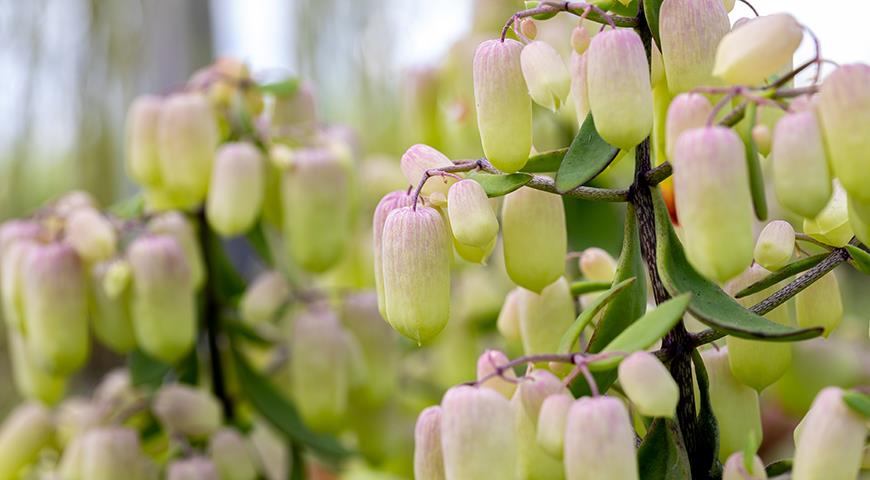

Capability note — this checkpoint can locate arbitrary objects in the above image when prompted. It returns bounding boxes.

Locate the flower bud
[372,190,416,318]
[792,387,867,480]
[586,29,653,149]
[476,349,517,399]
[281,146,354,273]
[88,261,136,354]
[619,351,679,418]
[722,452,767,480]
[54,190,97,218]
[659,0,730,93]
[55,398,101,447]
[752,124,772,157]
[714,14,803,85]
[0,403,54,477]
[290,304,350,432]
[795,270,843,337]
[81,427,147,480]
[571,26,590,55]
[701,348,762,461]
[771,110,832,219]
[400,144,457,198]
[340,292,400,405]
[802,181,853,247]
[521,40,571,112]
[22,242,89,374]
[269,82,318,144]
[578,247,616,282]
[565,396,638,480]
[665,93,713,160]
[94,369,140,417]
[206,142,265,237]
[168,457,220,480]
[157,92,219,208]
[502,187,566,292]
[441,385,517,479]
[64,207,117,263]
[128,235,196,363]
[724,264,792,391]
[447,179,498,249]
[569,52,589,124]
[753,221,795,271]
[497,288,523,342]
[817,64,870,203]
[125,95,163,187]
[848,195,870,246]
[673,127,754,282]
[249,421,288,480]
[208,428,259,480]
[153,384,222,437]
[8,330,66,405]
[381,206,451,344]
[148,211,205,289]
[519,18,537,40]
[474,39,533,172]
[239,271,289,325]
[536,393,572,459]
[1,235,40,331]
[517,277,575,355]
[0,220,44,254]
[414,406,445,480]
[512,370,568,480]
[452,233,496,265]
[721,0,736,11]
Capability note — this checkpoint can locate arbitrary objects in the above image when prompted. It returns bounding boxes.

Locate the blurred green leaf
[129,349,171,389]
[845,245,870,275]
[202,223,247,302]
[245,221,274,267]
[610,0,639,16]
[558,277,636,354]
[638,418,691,480]
[692,350,721,479]
[742,103,768,220]
[652,188,822,341]
[555,114,619,192]
[842,390,870,418]
[522,148,566,173]
[524,1,559,20]
[643,0,665,47]
[467,172,532,197]
[224,319,273,347]
[258,78,300,97]
[108,194,145,220]
[569,280,612,295]
[735,253,827,298]
[765,459,793,476]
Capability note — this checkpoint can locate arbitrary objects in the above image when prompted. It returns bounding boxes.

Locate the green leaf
[610,0,639,16]
[742,102,768,220]
[231,347,351,462]
[129,349,171,389]
[555,114,619,192]
[842,390,870,418]
[108,193,145,220]
[587,203,649,352]
[224,319,274,347]
[643,0,665,47]
[692,350,721,479]
[245,221,274,267]
[734,253,827,298]
[845,245,870,275]
[558,277,637,354]
[466,172,532,197]
[590,293,692,371]
[651,188,822,341]
[765,459,793,476]
[524,1,558,20]
[202,224,247,302]
[638,419,692,480]
[521,148,566,173]
[569,280,612,295]
[258,78,300,97]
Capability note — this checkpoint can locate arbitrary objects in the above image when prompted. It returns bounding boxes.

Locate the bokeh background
[1,0,869,469]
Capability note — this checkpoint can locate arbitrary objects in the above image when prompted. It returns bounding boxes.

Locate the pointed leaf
[692,350,720,479]
[570,280,612,296]
[245,221,274,267]
[735,253,827,298]
[643,0,665,48]
[558,277,636,354]
[466,172,532,197]
[765,459,793,476]
[651,188,822,341]
[522,148,566,173]
[845,245,870,275]
[129,349,171,390]
[742,102,768,220]
[842,390,870,418]
[638,419,691,480]
[555,114,620,192]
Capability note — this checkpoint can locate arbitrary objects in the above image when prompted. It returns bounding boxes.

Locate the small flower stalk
[564,396,639,480]
[501,187,566,293]
[521,40,571,112]
[658,0,730,93]
[206,142,265,237]
[771,110,832,219]
[714,14,803,85]
[618,351,679,418]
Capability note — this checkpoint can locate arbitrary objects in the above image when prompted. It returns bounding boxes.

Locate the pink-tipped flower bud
[517,277,575,355]
[413,406,445,480]
[125,95,163,187]
[290,305,350,432]
[147,211,205,289]
[400,144,457,198]
[665,93,713,160]
[795,270,843,337]
[714,14,803,85]
[156,92,219,208]
[7,330,66,405]
[441,385,517,479]
[89,260,136,354]
[54,190,97,219]
[817,64,870,203]
[22,242,89,374]
[1,224,43,331]
[564,396,638,480]
[521,40,571,112]
[0,403,54,478]
[722,452,767,480]
[281,146,354,273]
[659,0,730,93]
[771,110,832,218]
[372,190,416,318]
[586,29,653,149]
[724,264,792,391]
[512,370,568,479]
[792,387,867,480]
[536,393,572,459]
[802,181,853,247]
[578,247,617,282]
[208,428,259,480]
[65,207,117,263]
[673,127,754,282]
[269,82,318,144]
[502,187,566,292]
[571,26,590,55]
[206,142,265,237]
[168,457,220,480]
[81,427,147,480]
[447,179,498,249]
[619,351,679,418]
[381,206,451,344]
[239,271,290,325]
[476,349,517,399]
[753,221,795,271]
[128,235,196,363]
[153,384,223,438]
[474,39,533,172]
[569,52,589,124]
[497,288,523,342]
[701,348,762,461]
